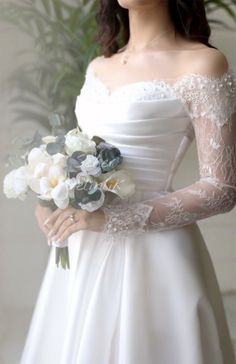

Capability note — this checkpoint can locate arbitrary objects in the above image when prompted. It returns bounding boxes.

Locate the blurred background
[0,1,236,363]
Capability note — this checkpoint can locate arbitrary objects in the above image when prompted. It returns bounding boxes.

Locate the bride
[21,0,236,363]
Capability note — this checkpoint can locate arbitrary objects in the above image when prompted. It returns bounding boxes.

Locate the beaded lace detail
[81,65,236,111]
[102,203,154,239]
[80,66,177,102]
[97,67,236,238]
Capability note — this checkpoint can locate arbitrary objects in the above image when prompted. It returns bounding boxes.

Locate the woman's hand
[35,203,54,241]
[45,207,106,245]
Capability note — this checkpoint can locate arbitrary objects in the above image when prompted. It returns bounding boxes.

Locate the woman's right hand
[35,203,54,243]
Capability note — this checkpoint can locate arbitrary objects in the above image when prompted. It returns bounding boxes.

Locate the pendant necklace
[120,27,175,65]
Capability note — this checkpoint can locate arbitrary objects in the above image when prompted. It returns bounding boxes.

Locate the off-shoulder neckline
[85,65,235,97]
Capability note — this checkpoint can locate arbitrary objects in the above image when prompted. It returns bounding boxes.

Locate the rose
[97,142,123,172]
[3,166,29,200]
[65,129,96,156]
[80,155,102,176]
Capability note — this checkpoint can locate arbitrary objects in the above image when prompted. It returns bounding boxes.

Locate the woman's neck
[127,3,175,50]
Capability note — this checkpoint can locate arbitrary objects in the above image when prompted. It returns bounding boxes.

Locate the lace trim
[79,66,236,127]
[146,180,236,232]
[173,70,236,127]
[102,203,153,240]
[80,70,177,102]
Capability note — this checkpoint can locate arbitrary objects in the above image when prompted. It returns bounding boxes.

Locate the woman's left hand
[44,207,106,245]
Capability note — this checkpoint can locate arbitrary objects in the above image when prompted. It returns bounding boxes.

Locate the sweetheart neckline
[85,65,235,98]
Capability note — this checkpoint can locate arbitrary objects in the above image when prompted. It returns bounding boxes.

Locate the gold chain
[120,27,175,65]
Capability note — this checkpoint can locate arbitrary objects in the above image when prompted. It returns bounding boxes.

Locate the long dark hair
[95,0,215,57]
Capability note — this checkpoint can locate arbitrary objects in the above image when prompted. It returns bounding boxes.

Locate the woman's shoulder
[86,46,230,81]
[183,46,229,78]
[86,55,106,74]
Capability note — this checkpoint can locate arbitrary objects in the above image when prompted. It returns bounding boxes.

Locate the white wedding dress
[20,60,236,364]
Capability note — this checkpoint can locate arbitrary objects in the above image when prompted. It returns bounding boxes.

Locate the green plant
[205,0,236,25]
[0,0,100,133]
[0,0,235,132]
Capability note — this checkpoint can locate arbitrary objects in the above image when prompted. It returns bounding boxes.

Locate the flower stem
[55,247,70,269]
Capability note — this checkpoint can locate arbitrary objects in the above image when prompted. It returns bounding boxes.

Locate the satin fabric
[20,81,235,364]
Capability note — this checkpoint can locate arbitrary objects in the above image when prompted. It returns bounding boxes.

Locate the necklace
[120,27,175,65]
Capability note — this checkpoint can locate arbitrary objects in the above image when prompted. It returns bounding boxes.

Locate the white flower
[65,132,96,156]
[3,166,29,200]
[27,147,51,170]
[101,170,135,199]
[27,148,69,207]
[41,135,57,144]
[38,175,78,209]
[80,155,101,176]
[51,181,70,209]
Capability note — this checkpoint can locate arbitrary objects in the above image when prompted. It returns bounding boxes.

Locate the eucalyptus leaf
[46,141,65,155]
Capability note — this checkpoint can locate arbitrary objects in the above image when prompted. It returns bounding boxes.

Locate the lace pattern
[81,65,236,121]
[173,70,236,127]
[100,68,236,238]
[80,66,177,103]
[102,203,153,241]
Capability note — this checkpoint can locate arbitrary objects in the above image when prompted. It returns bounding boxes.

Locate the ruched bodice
[20,61,236,364]
[75,69,195,194]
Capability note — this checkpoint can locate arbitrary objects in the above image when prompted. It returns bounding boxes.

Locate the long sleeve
[102,67,236,238]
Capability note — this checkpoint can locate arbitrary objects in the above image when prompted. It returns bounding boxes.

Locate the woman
[21,1,236,363]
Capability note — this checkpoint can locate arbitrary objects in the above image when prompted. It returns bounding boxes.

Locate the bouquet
[3,127,135,269]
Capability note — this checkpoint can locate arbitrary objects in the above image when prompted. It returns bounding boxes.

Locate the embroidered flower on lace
[173,70,236,127]
[102,203,153,239]
[149,196,206,228]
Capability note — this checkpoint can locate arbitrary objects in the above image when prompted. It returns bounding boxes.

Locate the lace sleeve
[102,68,236,238]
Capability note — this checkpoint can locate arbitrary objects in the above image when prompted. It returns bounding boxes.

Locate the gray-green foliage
[0,0,99,132]
[0,0,235,132]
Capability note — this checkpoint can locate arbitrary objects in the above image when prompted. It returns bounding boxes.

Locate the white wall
[0,25,49,311]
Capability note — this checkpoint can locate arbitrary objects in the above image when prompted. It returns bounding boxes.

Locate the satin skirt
[19,220,235,364]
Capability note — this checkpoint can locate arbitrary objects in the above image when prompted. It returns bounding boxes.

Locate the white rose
[3,166,29,200]
[65,133,96,156]
[80,155,101,176]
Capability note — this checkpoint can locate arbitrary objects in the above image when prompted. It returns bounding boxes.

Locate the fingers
[50,216,78,243]
[49,210,89,245]
[57,222,81,243]
[47,208,77,239]
[35,210,50,236]
[43,207,67,228]
[43,208,61,228]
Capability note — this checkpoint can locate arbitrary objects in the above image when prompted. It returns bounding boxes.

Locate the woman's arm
[102,54,236,237]
[44,52,236,246]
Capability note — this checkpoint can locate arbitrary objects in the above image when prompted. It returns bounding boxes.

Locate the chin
[117,0,162,10]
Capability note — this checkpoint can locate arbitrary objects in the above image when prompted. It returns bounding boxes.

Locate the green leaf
[41,0,51,15]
